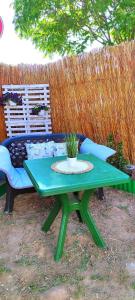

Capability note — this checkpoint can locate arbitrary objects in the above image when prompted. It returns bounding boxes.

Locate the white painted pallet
[2,84,52,137]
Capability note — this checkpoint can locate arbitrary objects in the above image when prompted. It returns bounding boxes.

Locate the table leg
[42,199,61,232]
[73,192,83,222]
[42,191,106,261]
[54,194,70,261]
[80,190,106,248]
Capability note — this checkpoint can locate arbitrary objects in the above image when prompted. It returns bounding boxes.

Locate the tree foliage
[13,0,135,55]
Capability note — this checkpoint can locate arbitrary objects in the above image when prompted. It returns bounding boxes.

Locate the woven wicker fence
[0,41,135,162]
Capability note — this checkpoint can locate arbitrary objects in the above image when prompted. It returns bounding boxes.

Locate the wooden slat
[2,84,49,88]
[22,95,49,99]
[3,90,50,95]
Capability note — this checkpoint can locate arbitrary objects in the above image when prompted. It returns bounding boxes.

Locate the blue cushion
[0,146,33,189]
[15,168,33,189]
[80,138,116,161]
[80,138,94,154]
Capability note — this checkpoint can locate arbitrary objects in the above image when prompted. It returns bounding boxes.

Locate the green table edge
[24,156,130,197]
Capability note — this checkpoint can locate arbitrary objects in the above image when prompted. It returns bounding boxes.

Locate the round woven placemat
[51,159,94,174]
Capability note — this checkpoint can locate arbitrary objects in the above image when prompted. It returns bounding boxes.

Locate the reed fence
[0,41,135,162]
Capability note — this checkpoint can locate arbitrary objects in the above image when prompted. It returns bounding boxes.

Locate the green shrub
[107,133,128,171]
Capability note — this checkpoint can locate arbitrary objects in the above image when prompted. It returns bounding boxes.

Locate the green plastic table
[24,154,130,261]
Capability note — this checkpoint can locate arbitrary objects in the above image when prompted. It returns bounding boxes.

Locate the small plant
[66,133,78,158]
[0,92,22,106]
[31,105,49,115]
[0,263,11,274]
[107,133,128,171]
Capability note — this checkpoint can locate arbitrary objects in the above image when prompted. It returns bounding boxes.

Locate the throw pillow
[53,142,67,157]
[80,138,116,161]
[44,141,54,157]
[25,141,54,159]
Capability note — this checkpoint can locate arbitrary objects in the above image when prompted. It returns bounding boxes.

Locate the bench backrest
[2,133,86,167]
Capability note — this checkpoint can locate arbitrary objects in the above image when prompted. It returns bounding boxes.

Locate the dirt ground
[0,188,135,300]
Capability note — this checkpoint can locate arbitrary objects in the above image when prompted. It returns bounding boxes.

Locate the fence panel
[0,41,134,162]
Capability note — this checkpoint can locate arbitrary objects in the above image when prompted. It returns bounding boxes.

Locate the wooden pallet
[2,84,52,137]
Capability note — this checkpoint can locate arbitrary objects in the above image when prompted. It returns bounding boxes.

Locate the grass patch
[28,282,48,293]
[0,261,11,274]
[73,284,85,299]
[4,220,16,225]
[131,282,135,289]
[118,269,129,284]
[91,273,109,281]
[51,273,84,286]
[28,272,84,295]
[15,255,38,267]
[79,251,91,272]
[0,212,4,219]
[25,218,36,224]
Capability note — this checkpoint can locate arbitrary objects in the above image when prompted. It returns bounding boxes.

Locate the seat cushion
[5,166,33,189]
[14,168,33,189]
[0,146,33,189]
[80,138,116,161]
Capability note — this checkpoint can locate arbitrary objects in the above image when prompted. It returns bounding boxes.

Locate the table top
[24,154,130,197]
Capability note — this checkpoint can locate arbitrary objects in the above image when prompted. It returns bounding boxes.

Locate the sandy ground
[0,188,135,300]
